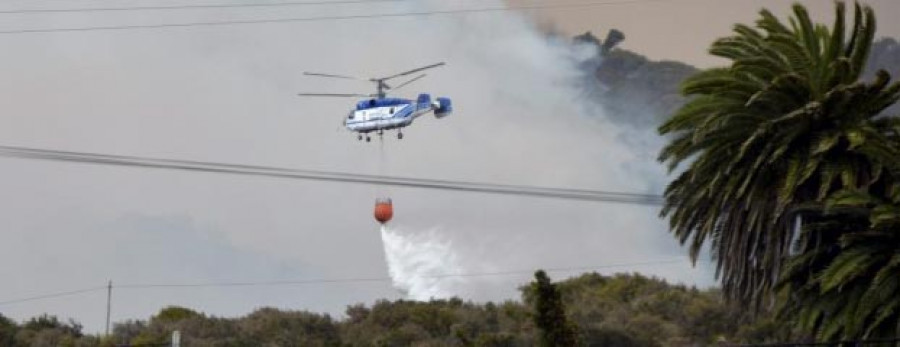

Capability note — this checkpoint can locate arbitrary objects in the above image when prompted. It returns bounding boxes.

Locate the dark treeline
[0,272,795,346]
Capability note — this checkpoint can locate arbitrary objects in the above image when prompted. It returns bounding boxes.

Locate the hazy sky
[515,0,900,67]
[1,0,889,334]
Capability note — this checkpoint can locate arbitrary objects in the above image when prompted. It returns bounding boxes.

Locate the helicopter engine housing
[434,97,453,118]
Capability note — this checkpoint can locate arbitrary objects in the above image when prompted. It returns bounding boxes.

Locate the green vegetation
[0,272,793,346]
[0,314,101,347]
[658,1,899,341]
[529,270,578,346]
[780,187,900,341]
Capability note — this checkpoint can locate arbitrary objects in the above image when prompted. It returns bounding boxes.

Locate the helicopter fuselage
[344,100,421,133]
[344,94,451,134]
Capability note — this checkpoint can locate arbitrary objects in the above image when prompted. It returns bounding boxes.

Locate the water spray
[379,225,465,300]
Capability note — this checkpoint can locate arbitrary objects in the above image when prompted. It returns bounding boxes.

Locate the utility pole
[105,280,112,336]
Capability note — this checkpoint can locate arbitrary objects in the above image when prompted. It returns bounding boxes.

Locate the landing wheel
[397,131,404,140]
[365,135,371,142]
[357,134,363,141]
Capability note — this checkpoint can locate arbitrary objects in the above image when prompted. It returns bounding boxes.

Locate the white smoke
[379,225,465,300]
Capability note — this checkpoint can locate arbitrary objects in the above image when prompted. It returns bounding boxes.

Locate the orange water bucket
[374,198,393,224]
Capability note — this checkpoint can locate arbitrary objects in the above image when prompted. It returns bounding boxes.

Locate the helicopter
[298,62,453,141]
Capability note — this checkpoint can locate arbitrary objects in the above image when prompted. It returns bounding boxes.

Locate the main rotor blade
[391,74,426,91]
[375,62,445,81]
[297,93,372,98]
[303,72,363,80]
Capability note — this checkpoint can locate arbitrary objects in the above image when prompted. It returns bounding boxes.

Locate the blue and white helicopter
[298,62,453,141]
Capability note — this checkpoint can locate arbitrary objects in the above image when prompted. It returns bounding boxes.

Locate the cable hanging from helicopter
[298,62,452,142]
[298,63,453,224]
[374,126,392,224]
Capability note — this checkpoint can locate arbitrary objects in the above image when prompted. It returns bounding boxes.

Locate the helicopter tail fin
[434,97,452,118]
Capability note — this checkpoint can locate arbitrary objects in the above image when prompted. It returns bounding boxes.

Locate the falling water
[379,225,465,300]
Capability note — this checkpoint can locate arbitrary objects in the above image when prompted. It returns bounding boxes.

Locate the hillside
[866,37,900,115]
[579,33,900,127]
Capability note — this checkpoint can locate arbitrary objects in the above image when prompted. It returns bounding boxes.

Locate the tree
[0,313,16,347]
[152,306,202,323]
[15,314,89,346]
[779,179,900,340]
[658,1,900,308]
[530,270,579,346]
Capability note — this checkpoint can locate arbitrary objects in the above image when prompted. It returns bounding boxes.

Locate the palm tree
[779,177,900,340]
[658,1,900,308]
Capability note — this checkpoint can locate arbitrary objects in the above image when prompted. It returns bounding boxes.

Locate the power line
[0,258,687,305]
[0,0,408,15]
[0,286,107,306]
[0,0,674,34]
[0,145,666,205]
